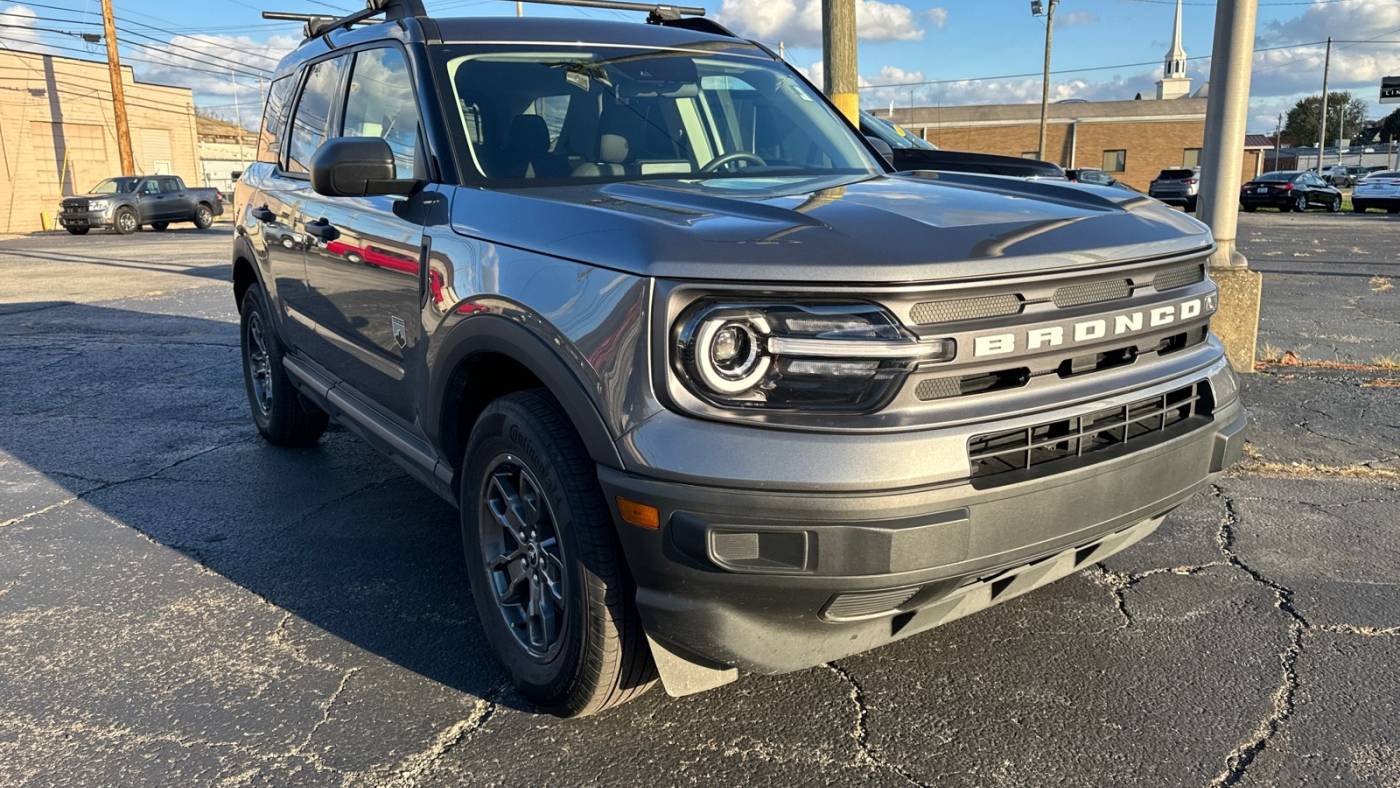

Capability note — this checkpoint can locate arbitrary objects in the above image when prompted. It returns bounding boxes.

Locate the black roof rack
[264,0,736,43]
[263,0,426,40]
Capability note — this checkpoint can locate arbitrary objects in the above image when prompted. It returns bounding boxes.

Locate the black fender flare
[427,313,624,473]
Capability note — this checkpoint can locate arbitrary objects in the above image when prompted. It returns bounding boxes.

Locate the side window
[159,178,181,193]
[287,56,349,175]
[139,180,160,195]
[342,47,419,179]
[257,76,294,165]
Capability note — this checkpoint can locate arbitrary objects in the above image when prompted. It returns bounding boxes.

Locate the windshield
[860,112,937,150]
[89,177,141,194]
[436,45,880,185]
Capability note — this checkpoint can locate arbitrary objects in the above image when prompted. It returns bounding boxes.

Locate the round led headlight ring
[693,316,771,394]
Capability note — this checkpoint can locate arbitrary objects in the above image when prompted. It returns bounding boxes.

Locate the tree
[1281,91,1369,146]
[1379,108,1400,143]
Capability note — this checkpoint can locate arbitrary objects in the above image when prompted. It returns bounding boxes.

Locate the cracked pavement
[1,216,1397,787]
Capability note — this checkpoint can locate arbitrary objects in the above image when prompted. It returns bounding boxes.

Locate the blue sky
[1,0,1398,134]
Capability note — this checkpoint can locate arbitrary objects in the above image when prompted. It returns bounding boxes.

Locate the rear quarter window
[257,76,294,165]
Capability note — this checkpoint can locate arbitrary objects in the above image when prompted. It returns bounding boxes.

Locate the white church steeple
[1156,0,1192,99]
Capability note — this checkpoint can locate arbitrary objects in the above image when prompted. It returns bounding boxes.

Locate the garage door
[138,128,173,175]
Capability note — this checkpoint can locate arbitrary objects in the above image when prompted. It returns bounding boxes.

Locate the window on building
[286,55,349,174]
[1183,147,1202,168]
[1102,149,1127,172]
[342,47,421,180]
[257,76,294,165]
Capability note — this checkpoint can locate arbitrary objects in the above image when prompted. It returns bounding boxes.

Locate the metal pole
[1037,0,1057,161]
[516,2,523,15]
[822,0,859,123]
[1274,113,1281,170]
[100,0,134,176]
[1315,36,1330,174]
[1197,0,1258,269]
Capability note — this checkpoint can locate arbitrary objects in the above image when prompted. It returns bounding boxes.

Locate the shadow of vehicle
[0,301,520,710]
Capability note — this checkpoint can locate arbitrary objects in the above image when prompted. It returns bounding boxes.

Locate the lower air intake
[824,586,921,621]
[967,380,1213,482]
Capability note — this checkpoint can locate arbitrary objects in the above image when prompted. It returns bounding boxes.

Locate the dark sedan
[1240,171,1342,213]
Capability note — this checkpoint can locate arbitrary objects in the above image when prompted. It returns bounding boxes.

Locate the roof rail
[513,0,706,20]
[263,0,426,40]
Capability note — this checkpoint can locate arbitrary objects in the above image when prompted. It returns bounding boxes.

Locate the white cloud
[926,7,949,30]
[716,0,925,48]
[0,4,60,54]
[127,33,298,127]
[1059,11,1099,27]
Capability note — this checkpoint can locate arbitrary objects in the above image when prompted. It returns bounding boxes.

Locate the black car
[1240,171,1343,213]
[859,112,1065,180]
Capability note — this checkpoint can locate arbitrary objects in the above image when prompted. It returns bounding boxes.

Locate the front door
[298,45,426,424]
[137,179,167,221]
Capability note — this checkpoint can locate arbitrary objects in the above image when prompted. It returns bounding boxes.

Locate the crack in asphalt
[0,438,250,530]
[382,683,507,788]
[823,662,932,788]
[1207,485,1308,788]
[1089,563,1229,629]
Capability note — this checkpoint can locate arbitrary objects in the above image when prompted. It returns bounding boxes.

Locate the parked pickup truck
[59,175,223,235]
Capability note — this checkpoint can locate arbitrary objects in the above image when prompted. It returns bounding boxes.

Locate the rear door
[159,177,194,219]
[297,44,426,423]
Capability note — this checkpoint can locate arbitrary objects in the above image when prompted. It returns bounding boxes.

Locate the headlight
[89,199,111,210]
[672,301,955,412]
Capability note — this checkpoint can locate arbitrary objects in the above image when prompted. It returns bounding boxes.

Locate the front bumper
[603,362,1245,675]
[57,208,114,229]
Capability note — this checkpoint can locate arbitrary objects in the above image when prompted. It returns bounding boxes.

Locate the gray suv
[234,0,1246,717]
[1148,167,1201,211]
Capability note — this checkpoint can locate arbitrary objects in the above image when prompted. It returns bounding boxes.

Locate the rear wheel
[1243,204,1257,213]
[151,221,169,231]
[113,207,138,234]
[194,204,214,229]
[1353,201,1368,214]
[239,284,328,446]
[1185,197,1198,213]
[461,390,655,717]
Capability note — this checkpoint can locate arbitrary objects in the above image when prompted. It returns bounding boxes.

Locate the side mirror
[310,137,417,198]
[865,136,895,167]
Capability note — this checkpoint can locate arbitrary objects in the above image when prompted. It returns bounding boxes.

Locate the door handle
[304,218,340,242]
[252,206,276,223]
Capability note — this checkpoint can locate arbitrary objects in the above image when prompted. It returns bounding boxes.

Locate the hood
[63,193,123,203]
[449,172,1212,283]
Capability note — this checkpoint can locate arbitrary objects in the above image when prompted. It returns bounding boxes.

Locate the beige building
[197,115,257,194]
[0,48,202,234]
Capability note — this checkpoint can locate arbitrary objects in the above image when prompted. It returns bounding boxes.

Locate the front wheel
[1293,194,1308,213]
[113,207,138,235]
[193,204,214,229]
[461,390,655,717]
[65,226,89,235]
[239,285,328,446]
[1328,197,1342,213]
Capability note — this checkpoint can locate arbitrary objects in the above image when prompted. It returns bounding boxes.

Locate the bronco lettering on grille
[972,295,1214,358]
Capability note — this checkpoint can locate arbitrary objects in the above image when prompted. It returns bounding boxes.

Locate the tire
[1185,198,1197,213]
[1328,197,1341,213]
[1243,204,1257,213]
[65,226,89,235]
[460,390,655,717]
[151,221,169,232]
[239,284,328,446]
[1389,207,1400,215]
[1293,194,1308,213]
[1353,202,1368,214]
[194,203,214,229]
[113,206,138,235]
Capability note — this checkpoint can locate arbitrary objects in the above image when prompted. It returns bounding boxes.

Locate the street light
[1032,0,1059,162]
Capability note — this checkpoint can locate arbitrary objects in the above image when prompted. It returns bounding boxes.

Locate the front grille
[910,293,1022,325]
[1153,264,1206,292]
[1052,278,1131,308]
[64,201,88,213]
[968,381,1213,481]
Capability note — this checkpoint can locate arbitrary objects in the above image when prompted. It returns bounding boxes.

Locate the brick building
[888,98,1209,191]
[0,49,203,234]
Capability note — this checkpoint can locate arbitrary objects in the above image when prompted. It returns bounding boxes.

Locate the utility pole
[516,2,523,14]
[1274,112,1282,170]
[1314,36,1331,174]
[1195,0,1261,373]
[100,0,134,176]
[1032,0,1058,161]
[822,0,859,124]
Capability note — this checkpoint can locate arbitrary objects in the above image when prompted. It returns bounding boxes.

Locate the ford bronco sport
[234,0,1247,717]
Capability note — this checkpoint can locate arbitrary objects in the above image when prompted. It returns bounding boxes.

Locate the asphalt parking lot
[1,213,1397,787]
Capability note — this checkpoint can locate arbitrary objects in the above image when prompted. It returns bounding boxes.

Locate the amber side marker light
[617,497,660,530]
